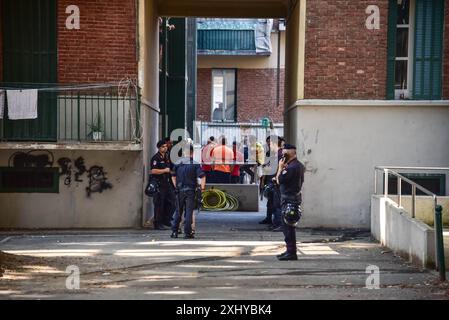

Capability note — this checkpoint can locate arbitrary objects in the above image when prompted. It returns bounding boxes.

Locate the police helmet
[263,182,275,199]
[282,203,302,227]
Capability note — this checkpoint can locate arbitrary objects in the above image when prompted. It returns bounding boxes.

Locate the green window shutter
[386,0,398,100]
[1,0,57,141]
[413,0,444,100]
[198,30,256,52]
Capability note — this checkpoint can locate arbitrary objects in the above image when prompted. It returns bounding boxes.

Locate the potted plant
[88,113,103,141]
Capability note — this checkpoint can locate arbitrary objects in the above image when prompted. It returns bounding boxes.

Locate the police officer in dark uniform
[151,140,176,230]
[275,144,305,261]
[260,136,284,230]
[170,144,206,239]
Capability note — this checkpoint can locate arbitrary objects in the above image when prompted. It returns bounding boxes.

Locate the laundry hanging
[0,90,5,119]
[6,89,38,120]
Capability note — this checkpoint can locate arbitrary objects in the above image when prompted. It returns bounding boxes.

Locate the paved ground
[0,210,448,300]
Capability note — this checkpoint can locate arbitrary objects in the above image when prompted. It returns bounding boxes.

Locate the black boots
[276,251,298,261]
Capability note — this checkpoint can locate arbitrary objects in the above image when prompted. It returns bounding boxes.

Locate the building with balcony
[0,0,447,231]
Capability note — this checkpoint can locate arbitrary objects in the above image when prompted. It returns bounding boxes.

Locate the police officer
[275,144,305,261]
[151,140,176,230]
[260,136,283,230]
[170,144,206,239]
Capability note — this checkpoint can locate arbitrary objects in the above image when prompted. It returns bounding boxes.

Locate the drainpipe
[276,20,281,108]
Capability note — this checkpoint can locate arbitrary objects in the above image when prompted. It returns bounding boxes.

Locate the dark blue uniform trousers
[267,187,282,227]
[281,202,297,254]
[171,190,195,235]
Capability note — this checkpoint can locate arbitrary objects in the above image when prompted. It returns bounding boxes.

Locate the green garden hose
[201,188,239,211]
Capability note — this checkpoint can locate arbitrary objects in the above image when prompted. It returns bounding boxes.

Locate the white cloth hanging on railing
[6,89,38,120]
[0,90,5,119]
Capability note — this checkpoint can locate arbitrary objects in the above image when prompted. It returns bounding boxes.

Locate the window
[0,167,59,193]
[387,173,446,196]
[211,69,236,122]
[394,0,414,99]
[387,0,444,100]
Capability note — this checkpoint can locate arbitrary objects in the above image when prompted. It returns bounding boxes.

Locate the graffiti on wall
[9,150,54,168]
[86,166,113,197]
[55,156,113,197]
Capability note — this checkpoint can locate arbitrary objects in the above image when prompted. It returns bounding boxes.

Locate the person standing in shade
[260,136,283,231]
[170,144,206,239]
[275,144,305,261]
[150,140,176,230]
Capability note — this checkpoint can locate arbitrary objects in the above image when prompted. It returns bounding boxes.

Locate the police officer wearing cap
[170,144,206,239]
[150,140,176,230]
[275,143,305,261]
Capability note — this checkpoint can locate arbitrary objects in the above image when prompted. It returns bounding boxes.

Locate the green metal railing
[0,83,141,143]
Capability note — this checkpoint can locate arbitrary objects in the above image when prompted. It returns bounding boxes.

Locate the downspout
[276,20,281,108]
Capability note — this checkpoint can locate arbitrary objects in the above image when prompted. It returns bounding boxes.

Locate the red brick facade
[304,0,389,99]
[58,0,137,83]
[197,68,285,123]
[0,0,137,84]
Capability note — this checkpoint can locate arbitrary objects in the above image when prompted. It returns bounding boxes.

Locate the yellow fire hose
[201,188,239,211]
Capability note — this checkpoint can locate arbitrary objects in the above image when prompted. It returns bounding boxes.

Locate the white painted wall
[0,150,143,228]
[287,101,449,228]
[371,195,436,268]
[387,196,449,226]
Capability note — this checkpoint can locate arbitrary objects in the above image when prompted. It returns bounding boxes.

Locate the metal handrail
[374,166,447,281]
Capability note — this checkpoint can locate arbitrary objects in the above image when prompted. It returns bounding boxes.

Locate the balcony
[0,83,142,151]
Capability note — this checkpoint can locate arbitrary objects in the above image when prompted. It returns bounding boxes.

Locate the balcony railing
[193,120,284,146]
[0,82,141,144]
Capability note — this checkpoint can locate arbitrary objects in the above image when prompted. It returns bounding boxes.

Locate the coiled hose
[201,188,239,211]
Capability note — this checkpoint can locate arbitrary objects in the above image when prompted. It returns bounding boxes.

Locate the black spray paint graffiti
[56,157,113,196]
[57,157,73,186]
[74,157,87,182]
[9,150,54,168]
[86,166,113,197]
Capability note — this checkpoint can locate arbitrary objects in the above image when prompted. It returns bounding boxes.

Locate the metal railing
[374,166,447,281]
[0,82,141,143]
[193,120,284,146]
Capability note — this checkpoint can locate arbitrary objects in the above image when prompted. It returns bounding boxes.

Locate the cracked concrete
[0,210,448,300]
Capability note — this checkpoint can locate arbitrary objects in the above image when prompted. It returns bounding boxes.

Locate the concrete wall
[0,150,143,229]
[287,101,449,229]
[387,196,449,226]
[371,195,436,268]
[138,0,160,224]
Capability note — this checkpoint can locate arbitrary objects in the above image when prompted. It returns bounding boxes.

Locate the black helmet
[282,203,302,227]
[263,182,275,199]
[145,178,159,197]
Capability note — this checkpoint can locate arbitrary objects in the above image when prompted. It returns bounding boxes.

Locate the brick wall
[197,69,212,121]
[197,68,285,123]
[304,0,389,99]
[58,0,137,83]
[443,2,449,99]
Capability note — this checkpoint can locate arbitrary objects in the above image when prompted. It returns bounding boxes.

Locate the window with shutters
[387,0,444,100]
